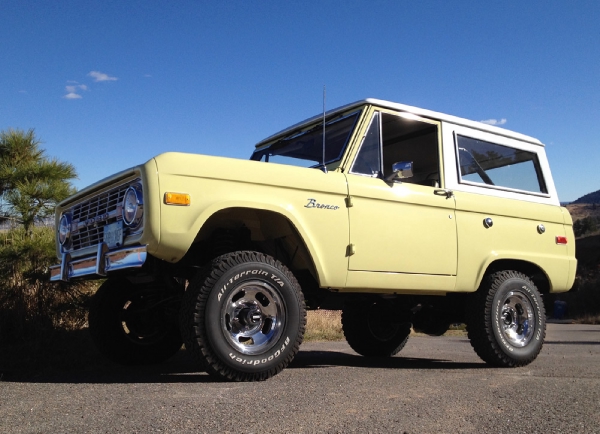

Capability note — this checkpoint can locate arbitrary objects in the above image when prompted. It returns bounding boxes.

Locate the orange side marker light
[164,192,191,206]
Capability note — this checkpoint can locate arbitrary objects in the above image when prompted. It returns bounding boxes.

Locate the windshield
[251,112,360,168]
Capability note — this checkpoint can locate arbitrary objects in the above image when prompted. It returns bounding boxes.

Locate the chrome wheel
[466,270,546,367]
[180,251,305,381]
[500,290,535,347]
[221,280,285,355]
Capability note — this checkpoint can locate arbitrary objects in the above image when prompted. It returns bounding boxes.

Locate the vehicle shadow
[544,340,600,346]
[0,350,208,385]
[1,346,487,385]
[290,349,485,371]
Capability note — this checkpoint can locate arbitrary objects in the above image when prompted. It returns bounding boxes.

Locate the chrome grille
[67,180,138,251]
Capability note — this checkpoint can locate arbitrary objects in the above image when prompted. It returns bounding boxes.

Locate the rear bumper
[50,244,147,282]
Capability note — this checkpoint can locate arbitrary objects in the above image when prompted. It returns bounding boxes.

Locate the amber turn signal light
[164,192,191,206]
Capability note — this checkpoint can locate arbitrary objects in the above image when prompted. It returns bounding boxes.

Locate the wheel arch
[480,259,551,294]
[182,206,322,286]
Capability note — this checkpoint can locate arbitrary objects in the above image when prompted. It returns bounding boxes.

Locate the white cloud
[64,92,82,99]
[480,118,507,126]
[63,83,88,99]
[62,71,116,100]
[65,84,88,93]
[88,71,118,82]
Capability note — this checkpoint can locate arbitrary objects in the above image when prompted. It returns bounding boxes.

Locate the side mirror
[386,161,413,182]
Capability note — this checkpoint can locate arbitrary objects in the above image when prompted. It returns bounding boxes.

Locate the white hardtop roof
[255,98,543,148]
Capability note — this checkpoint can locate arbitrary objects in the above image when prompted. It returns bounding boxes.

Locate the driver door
[345,110,457,291]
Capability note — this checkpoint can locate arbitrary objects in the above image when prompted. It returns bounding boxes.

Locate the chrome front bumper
[50,244,147,282]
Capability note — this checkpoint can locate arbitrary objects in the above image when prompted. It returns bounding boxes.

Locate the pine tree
[0,128,77,235]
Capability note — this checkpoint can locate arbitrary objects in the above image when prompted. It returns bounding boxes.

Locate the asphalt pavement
[0,323,598,433]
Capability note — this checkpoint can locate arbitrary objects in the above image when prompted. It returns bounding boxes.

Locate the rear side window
[456,135,547,194]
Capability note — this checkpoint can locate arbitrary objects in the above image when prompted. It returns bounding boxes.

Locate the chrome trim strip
[50,245,147,282]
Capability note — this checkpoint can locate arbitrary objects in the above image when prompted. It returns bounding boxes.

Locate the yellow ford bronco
[51,99,576,381]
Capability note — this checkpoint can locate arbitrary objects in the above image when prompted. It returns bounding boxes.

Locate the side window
[380,112,440,187]
[351,112,382,177]
[351,111,441,186]
[456,135,548,194]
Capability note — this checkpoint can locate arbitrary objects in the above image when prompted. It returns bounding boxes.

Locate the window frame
[349,111,383,177]
[250,110,361,170]
[453,131,551,198]
[349,109,443,185]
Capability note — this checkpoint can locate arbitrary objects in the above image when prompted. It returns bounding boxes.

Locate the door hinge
[346,244,356,256]
[345,196,353,207]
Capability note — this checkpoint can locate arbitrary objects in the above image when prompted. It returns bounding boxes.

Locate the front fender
[150,154,350,288]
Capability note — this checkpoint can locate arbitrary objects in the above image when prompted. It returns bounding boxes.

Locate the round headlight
[58,213,72,246]
[122,185,143,226]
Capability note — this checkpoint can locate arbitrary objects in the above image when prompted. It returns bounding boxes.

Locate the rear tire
[342,300,411,357]
[466,270,546,367]
[180,251,306,381]
[88,278,183,365]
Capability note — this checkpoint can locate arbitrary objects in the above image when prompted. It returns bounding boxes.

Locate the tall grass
[0,227,97,376]
[0,227,95,344]
[305,310,344,341]
[304,311,468,341]
[574,314,600,325]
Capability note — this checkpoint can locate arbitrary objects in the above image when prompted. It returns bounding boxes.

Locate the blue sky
[2,1,599,202]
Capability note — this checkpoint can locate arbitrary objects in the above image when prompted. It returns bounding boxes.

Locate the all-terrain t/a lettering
[217,269,270,301]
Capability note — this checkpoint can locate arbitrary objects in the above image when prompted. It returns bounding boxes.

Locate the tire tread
[466,270,546,367]
[180,251,306,381]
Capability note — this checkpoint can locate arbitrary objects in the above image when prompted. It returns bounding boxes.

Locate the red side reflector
[556,236,568,245]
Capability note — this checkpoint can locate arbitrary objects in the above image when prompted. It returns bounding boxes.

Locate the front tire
[88,278,183,365]
[342,300,411,357]
[180,251,306,381]
[467,270,546,367]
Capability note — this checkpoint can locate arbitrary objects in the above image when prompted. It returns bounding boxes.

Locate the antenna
[321,85,327,173]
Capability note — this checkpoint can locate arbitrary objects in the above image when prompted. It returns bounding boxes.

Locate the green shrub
[558,273,600,319]
[573,216,600,237]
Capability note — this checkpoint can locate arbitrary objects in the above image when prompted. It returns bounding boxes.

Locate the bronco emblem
[305,198,339,210]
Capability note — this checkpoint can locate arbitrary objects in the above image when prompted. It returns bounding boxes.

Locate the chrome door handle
[434,189,454,199]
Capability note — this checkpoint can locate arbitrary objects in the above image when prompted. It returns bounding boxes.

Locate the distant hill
[567,189,600,224]
[566,203,600,223]
[572,189,600,204]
